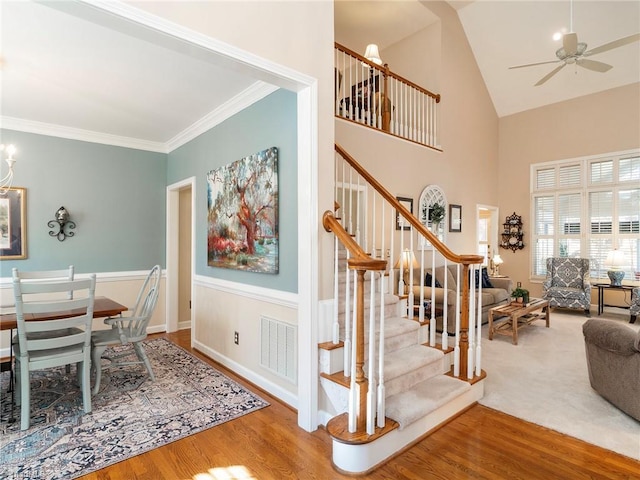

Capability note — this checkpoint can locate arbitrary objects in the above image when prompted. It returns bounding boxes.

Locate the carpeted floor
[479,308,640,460]
[0,337,269,480]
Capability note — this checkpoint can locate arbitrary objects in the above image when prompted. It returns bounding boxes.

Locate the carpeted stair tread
[383,344,443,380]
[378,316,419,337]
[385,375,471,429]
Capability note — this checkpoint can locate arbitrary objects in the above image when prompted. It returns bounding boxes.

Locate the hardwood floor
[80,330,639,480]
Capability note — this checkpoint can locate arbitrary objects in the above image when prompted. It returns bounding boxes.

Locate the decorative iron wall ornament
[48,206,76,241]
[500,212,524,252]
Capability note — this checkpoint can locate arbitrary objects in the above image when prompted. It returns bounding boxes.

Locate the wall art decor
[0,187,27,259]
[449,204,462,232]
[396,196,413,230]
[207,147,279,274]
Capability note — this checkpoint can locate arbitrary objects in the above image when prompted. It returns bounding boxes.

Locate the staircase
[319,144,486,474]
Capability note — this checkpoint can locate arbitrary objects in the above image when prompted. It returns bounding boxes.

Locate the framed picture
[449,204,462,232]
[396,196,413,230]
[0,187,27,259]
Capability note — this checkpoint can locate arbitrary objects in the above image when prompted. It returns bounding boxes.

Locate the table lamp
[492,254,504,276]
[394,249,418,294]
[605,249,626,286]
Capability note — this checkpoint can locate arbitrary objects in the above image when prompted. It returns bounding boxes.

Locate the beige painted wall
[497,83,640,299]
[336,1,500,258]
[380,21,441,94]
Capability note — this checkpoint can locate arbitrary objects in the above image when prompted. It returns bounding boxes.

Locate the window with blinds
[531,150,640,281]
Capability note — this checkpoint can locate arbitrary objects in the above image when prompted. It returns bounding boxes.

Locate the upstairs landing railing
[334,43,441,151]
[323,143,483,437]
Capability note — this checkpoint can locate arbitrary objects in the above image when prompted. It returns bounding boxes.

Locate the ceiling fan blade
[509,60,561,70]
[577,58,613,73]
[563,32,578,55]
[585,33,640,56]
[534,64,566,86]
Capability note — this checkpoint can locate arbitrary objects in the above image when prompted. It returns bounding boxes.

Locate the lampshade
[605,250,626,268]
[605,249,626,286]
[492,255,504,266]
[394,249,418,270]
[363,44,382,65]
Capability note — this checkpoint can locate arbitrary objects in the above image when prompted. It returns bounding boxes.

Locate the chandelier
[0,143,17,195]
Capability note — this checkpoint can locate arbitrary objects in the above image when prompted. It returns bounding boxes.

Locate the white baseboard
[192,338,298,409]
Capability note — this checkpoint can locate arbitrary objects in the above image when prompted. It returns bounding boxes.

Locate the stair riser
[319,327,420,375]
[383,360,444,398]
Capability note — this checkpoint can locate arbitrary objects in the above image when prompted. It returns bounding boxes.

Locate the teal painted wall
[0,130,167,275]
[168,89,298,293]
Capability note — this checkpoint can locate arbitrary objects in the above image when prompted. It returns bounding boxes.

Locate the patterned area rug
[0,338,269,480]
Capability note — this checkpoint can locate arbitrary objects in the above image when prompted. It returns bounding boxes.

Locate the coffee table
[488,298,549,345]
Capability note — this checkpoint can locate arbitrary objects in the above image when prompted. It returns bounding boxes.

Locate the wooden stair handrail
[335,143,483,267]
[323,211,387,271]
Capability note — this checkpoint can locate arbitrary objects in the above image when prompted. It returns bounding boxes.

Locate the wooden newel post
[355,268,368,431]
[459,264,470,379]
[381,64,391,132]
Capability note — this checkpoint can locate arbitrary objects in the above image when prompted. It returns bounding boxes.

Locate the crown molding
[1,81,278,154]
[165,81,279,153]
[0,116,168,153]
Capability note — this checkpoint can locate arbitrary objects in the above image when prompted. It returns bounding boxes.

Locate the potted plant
[511,286,530,304]
[428,203,445,226]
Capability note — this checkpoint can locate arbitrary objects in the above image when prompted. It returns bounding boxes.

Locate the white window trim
[530,149,640,282]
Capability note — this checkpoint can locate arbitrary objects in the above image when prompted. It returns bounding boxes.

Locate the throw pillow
[470,267,494,289]
[481,267,494,288]
[424,272,442,288]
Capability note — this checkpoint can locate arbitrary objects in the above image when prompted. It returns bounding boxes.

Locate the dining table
[0,296,128,331]
[0,296,128,419]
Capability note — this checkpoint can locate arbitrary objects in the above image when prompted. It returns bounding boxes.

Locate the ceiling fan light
[576,42,587,55]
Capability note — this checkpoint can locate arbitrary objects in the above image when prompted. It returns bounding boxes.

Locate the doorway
[477,204,499,269]
[167,177,196,334]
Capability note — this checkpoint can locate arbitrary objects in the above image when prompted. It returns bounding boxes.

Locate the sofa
[583,319,640,421]
[408,265,513,335]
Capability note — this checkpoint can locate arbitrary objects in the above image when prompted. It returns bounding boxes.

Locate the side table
[592,283,637,317]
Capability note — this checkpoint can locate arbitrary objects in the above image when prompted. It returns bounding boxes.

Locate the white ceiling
[336,0,640,117]
[1,1,639,152]
[0,1,265,152]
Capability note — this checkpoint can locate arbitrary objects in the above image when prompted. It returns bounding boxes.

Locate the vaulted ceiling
[336,0,640,117]
[1,1,639,151]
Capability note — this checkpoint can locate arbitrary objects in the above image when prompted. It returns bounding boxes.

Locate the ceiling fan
[509,1,640,86]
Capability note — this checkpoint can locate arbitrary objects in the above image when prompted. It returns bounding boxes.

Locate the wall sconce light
[48,206,76,241]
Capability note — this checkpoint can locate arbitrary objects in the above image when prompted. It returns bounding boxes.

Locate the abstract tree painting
[207,147,279,273]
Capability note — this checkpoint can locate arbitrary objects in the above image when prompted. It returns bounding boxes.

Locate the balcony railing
[335,43,441,151]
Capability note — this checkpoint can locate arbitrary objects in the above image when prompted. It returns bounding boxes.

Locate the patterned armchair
[631,287,639,324]
[542,257,591,316]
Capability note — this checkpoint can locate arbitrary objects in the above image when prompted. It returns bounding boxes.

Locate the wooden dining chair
[13,274,96,430]
[91,265,160,394]
[12,265,75,297]
[12,266,76,372]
